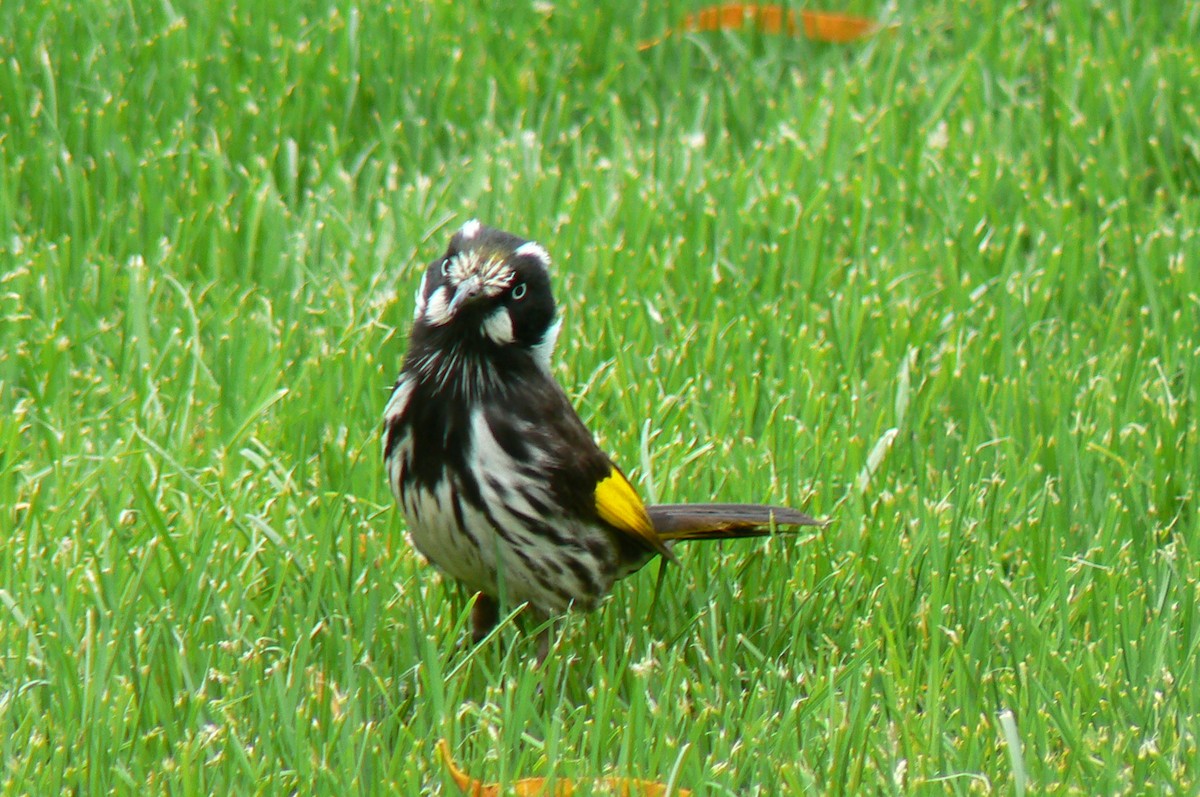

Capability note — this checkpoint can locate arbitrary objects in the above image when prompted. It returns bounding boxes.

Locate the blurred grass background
[1,0,1198,793]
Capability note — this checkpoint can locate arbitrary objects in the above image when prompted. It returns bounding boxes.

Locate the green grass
[2,0,1199,793]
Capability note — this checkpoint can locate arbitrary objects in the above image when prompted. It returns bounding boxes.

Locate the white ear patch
[482,307,515,345]
[413,270,430,320]
[532,316,561,372]
[514,240,551,267]
[459,219,482,239]
[424,286,452,326]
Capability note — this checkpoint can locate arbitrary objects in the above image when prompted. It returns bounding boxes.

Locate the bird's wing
[593,466,676,561]
[516,371,676,561]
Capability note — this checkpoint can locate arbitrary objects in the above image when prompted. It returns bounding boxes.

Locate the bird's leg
[470,592,499,645]
[530,611,556,666]
[535,627,551,665]
[471,593,556,664]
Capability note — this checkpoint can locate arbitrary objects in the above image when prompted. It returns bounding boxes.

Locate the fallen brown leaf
[437,739,693,796]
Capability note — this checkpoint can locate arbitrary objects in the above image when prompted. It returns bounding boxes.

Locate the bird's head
[412,220,561,368]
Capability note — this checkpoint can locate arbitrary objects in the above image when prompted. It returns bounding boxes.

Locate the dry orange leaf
[639,4,876,50]
[438,739,692,797]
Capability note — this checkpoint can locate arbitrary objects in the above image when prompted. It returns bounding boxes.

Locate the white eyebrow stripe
[514,241,551,267]
[459,219,482,239]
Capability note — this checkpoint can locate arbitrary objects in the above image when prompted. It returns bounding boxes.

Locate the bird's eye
[441,259,452,277]
[512,283,527,300]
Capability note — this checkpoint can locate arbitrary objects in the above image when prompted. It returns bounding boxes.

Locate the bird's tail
[647,503,824,542]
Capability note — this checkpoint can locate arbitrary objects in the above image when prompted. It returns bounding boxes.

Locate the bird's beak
[447,276,484,318]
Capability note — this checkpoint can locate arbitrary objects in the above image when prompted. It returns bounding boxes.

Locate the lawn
[2,0,1198,793]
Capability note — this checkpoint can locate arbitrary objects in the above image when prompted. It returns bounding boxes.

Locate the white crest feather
[514,240,551,267]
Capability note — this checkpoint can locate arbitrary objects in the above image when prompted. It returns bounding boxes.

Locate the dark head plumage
[411,221,560,364]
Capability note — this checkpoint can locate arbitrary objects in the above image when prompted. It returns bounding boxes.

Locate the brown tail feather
[647,503,825,541]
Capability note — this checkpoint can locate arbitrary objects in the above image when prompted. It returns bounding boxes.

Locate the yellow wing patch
[594,467,674,560]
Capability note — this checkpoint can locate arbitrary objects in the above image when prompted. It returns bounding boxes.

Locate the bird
[383,220,822,659]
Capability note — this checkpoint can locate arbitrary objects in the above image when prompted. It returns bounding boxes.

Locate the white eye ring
[512,283,527,300]
[441,259,452,276]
